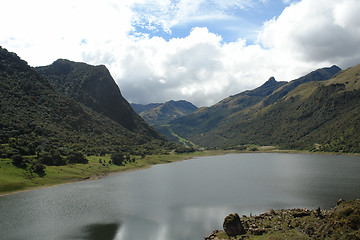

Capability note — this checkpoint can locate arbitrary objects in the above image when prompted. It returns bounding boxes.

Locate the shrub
[111,152,125,166]
[31,162,46,176]
[11,154,27,168]
[40,149,66,166]
[67,152,88,164]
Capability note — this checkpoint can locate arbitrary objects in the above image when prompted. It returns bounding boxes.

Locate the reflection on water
[1,153,360,240]
[82,223,120,240]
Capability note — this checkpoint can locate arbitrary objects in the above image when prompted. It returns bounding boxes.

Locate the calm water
[1,153,360,240]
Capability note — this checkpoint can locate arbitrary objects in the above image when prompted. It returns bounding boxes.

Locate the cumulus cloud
[1,0,360,107]
[258,0,360,68]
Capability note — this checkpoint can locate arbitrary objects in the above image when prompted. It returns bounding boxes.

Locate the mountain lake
[1,153,360,240]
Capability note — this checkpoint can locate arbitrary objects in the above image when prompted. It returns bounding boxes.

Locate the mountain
[131,100,198,125]
[260,65,341,107]
[0,46,165,158]
[166,65,356,151]
[164,76,288,139]
[35,59,160,139]
[131,103,162,114]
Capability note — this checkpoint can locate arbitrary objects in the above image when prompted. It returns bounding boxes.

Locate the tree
[40,149,66,166]
[67,152,88,164]
[111,152,125,166]
[11,154,27,168]
[31,162,46,176]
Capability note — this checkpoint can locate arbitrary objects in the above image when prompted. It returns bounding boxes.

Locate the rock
[337,199,345,205]
[223,213,246,236]
[315,207,322,217]
[250,228,266,235]
[264,209,276,216]
[292,211,311,218]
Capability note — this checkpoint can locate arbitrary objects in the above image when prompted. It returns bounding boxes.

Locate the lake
[1,153,360,240]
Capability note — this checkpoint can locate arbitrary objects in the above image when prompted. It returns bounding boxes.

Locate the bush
[67,152,88,164]
[111,152,125,166]
[175,146,195,153]
[11,154,27,168]
[40,149,66,166]
[31,162,46,176]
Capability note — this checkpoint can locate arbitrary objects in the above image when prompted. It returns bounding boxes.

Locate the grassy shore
[0,150,231,196]
[206,199,360,240]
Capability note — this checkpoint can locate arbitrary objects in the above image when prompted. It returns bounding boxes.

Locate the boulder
[223,213,246,236]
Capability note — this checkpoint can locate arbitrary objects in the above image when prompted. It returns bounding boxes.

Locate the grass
[208,199,360,240]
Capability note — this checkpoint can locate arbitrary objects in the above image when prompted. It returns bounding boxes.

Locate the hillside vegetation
[36,59,161,138]
[165,65,360,153]
[131,100,198,125]
[0,46,178,191]
[206,199,360,240]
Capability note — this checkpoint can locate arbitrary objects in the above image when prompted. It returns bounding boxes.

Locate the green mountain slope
[261,65,341,107]
[193,64,360,152]
[132,100,198,125]
[35,59,161,139]
[166,77,288,139]
[0,47,165,158]
[131,103,162,114]
[165,65,352,151]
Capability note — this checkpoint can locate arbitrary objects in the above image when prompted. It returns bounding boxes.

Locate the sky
[1,0,360,107]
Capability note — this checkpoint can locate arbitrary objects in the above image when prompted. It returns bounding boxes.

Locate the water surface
[1,153,359,240]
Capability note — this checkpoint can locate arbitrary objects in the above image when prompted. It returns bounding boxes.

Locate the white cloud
[258,0,360,68]
[1,0,360,107]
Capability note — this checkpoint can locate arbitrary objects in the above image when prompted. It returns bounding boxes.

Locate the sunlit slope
[199,64,360,152]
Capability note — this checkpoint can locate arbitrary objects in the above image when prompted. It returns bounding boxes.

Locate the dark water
[1,153,360,240]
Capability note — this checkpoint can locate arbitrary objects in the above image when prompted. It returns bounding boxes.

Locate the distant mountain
[164,76,288,138]
[205,63,360,152]
[0,46,165,158]
[131,100,198,125]
[261,65,341,107]
[165,65,358,152]
[131,103,162,115]
[36,59,161,139]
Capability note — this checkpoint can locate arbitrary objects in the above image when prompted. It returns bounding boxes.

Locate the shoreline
[206,199,360,240]
[0,152,202,197]
[1,149,359,197]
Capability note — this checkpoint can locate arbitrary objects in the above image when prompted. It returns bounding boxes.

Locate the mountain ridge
[35,59,161,140]
[184,64,360,152]
[0,46,166,159]
[131,100,198,125]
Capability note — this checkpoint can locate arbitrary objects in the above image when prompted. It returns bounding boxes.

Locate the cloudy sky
[1,0,360,107]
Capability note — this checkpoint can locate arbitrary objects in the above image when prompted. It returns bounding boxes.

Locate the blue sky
[131,0,293,43]
[1,0,359,106]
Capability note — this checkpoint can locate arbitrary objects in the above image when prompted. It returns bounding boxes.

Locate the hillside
[168,77,287,135]
[164,65,360,151]
[131,103,162,114]
[132,100,198,125]
[35,59,161,139]
[184,64,360,152]
[0,46,166,159]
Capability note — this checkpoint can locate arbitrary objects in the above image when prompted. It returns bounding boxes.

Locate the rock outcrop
[223,213,246,236]
[206,199,360,240]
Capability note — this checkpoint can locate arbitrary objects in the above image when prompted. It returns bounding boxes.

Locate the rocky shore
[205,199,360,240]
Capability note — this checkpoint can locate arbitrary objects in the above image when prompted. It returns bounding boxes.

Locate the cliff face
[36,59,163,140]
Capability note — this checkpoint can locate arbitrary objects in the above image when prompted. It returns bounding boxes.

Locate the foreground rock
[205,199,360,239]
[223,213,246,236]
